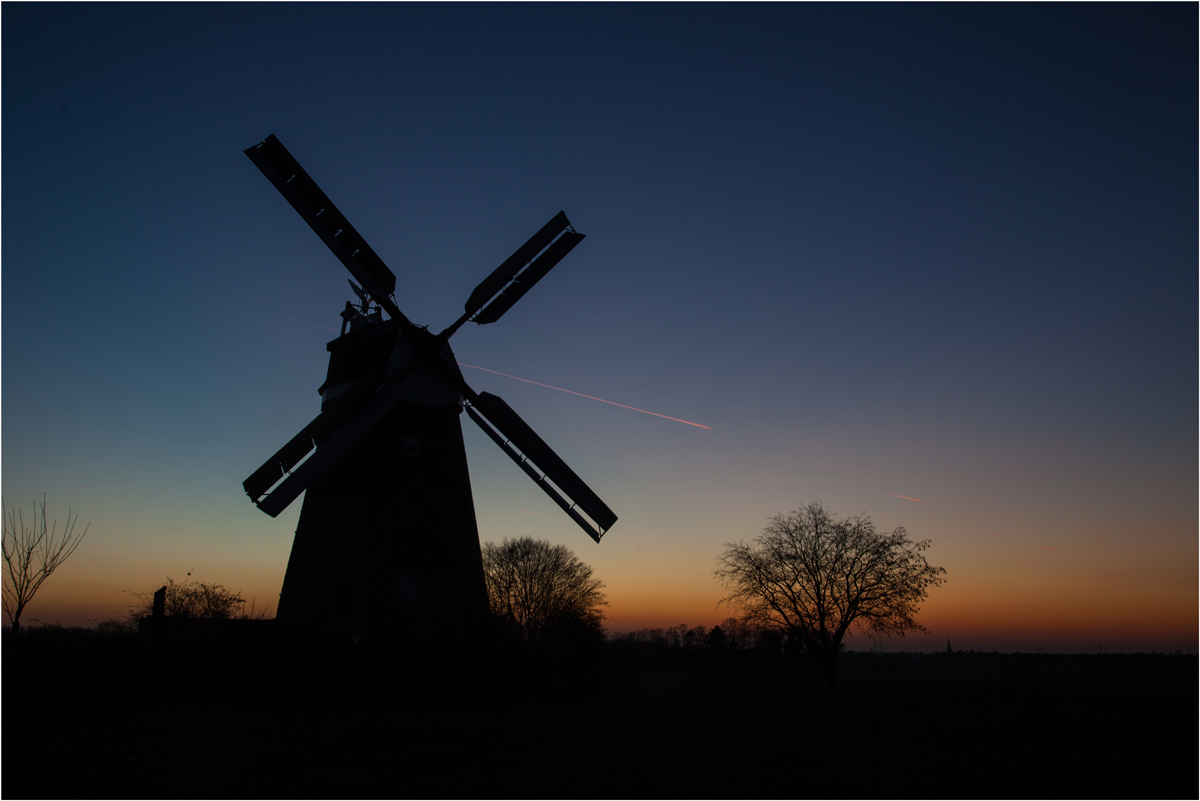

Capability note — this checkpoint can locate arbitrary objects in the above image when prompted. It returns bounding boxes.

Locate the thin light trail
[457,363,713,430]
[285,315,340,332]
[886,493,924,503]
[284,317,712,428]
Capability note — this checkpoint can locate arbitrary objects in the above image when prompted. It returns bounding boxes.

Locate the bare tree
[481,536,607,644]
[2,495,90,637]
[664,623,709,650]
[715,501,946,689]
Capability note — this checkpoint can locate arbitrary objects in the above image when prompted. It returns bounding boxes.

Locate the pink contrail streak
[886,493,924,503]
[285,316,340,332]
[457,363,713,430]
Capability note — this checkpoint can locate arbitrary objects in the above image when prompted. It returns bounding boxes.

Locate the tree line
[612,618,778,651]
[6,496,947,689]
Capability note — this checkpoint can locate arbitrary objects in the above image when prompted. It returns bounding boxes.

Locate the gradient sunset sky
[3,3,1195,653]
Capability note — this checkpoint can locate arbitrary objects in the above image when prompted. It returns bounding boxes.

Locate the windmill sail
[461,211,585,326]
[246,377,417,517]
[472,231,585,325]
[465,391,616,542]
[245,135,405,323]
[243,365,388,514]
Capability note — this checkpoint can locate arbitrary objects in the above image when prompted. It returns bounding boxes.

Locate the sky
[2,3,1195,654]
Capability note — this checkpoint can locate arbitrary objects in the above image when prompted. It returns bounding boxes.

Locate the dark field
[4,628,1194,800]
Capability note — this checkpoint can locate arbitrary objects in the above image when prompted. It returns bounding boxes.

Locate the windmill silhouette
[241,135,616,643]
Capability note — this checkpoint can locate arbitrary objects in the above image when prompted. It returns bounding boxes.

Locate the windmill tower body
[276,318,489,641]
[241,135,616,646]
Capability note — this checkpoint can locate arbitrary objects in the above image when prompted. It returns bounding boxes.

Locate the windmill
[241,135,616,644]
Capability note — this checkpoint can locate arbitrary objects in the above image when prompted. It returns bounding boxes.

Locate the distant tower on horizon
[947,638,953,654]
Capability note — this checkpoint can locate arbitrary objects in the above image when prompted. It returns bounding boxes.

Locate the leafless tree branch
[2,494,90,637]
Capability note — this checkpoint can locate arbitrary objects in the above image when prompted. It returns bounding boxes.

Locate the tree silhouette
[3,495,89,638]
[481,536,606,645]
[715,501,946,689]
[716,616,767,651]
[127,576,249,621]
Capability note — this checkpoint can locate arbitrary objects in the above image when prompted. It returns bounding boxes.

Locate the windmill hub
[319,319,464,411]
[382,325,465,408]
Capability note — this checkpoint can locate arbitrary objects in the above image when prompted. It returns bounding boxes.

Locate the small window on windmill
[403,437,420,457]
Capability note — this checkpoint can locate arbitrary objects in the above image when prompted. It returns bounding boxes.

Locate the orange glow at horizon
[601,589,1198,651]
[23,559,1199,653]
[457,363,713,429]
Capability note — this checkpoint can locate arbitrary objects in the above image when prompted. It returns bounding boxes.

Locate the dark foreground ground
[3,626,1195,800]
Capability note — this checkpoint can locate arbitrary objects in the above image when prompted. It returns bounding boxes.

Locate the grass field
[3,628,1194,799]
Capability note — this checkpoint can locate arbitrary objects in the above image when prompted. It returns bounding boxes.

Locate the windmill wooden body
[241,135,615,643]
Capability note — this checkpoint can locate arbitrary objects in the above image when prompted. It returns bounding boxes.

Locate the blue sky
[3,3,1195,651]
